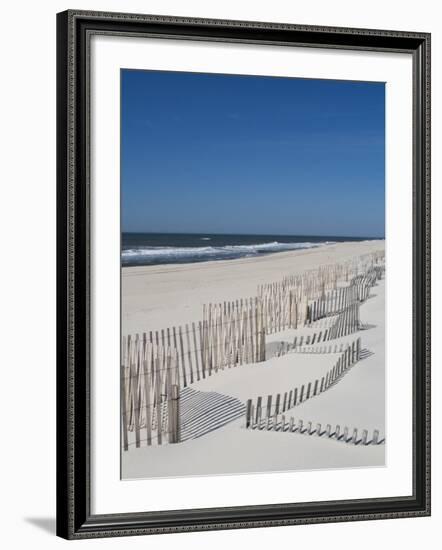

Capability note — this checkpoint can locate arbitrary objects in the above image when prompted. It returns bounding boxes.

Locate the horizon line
[122,230,385,239]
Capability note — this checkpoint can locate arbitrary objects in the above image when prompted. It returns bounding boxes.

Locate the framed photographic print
[56,10,431,539]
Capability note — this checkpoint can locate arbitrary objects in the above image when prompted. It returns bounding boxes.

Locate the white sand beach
[121,240,385,479]
[122,240,384,334]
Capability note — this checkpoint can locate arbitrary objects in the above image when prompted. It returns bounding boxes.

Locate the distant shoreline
[122,232,384,268]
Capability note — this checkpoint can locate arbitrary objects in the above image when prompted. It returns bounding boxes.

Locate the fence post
[168,384,180,444]
[142,344,152,447]
[131,336,141,448]
[198,321,206,378]
[275,393,281,415]
[313,379,319,396]
[255,396,262,426]
[154,351,162,445]
[282,392,287,412]
[266,395,272,418]
[361,429,368,445]
[352,428,358,445]
[177,326,187,387]
[245,399,252,428]
[373,429,379,444]
[192,322,201,381]
[121,362,128,452]
[260,329,266,361]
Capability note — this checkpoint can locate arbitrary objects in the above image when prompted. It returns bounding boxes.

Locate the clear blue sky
[121,70,385,237]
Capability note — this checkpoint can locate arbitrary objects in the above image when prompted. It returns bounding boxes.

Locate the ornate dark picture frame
[56,10,431,540]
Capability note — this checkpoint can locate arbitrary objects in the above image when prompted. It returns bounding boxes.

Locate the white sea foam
[122,241,334,264]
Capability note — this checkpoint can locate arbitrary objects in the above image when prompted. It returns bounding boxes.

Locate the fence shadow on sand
[179,387,246,442]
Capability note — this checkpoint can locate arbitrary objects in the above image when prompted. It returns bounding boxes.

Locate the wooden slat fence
[324,302,361,339]
[280,251,384,298]
[306,268,383,324]
[258,251,384,333]
[277,341,353,357]
[278,302,361,358]
[306,284,359,323]
[259,287,302,333]
[121,335,181,450]
[202,297,266,373]
[245,337,361,426]
[122,297,268,451]
[127,312,266,394]
[246,413,385,446]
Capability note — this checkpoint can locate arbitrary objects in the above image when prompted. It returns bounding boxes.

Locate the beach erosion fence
[257,259,384,333]
[121,300,267,449]
[121,336,181,450]
[245,337,362,429]
[127,299,267,390]
[121,251,384,450]
[246,413,384,447]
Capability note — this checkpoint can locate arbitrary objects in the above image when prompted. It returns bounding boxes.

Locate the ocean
[121,233,378,267]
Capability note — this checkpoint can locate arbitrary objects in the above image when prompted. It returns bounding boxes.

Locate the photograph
[120,69,386,479]
[54,7,431,540]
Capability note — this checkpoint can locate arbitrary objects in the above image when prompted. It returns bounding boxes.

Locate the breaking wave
[122,240,334,266]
